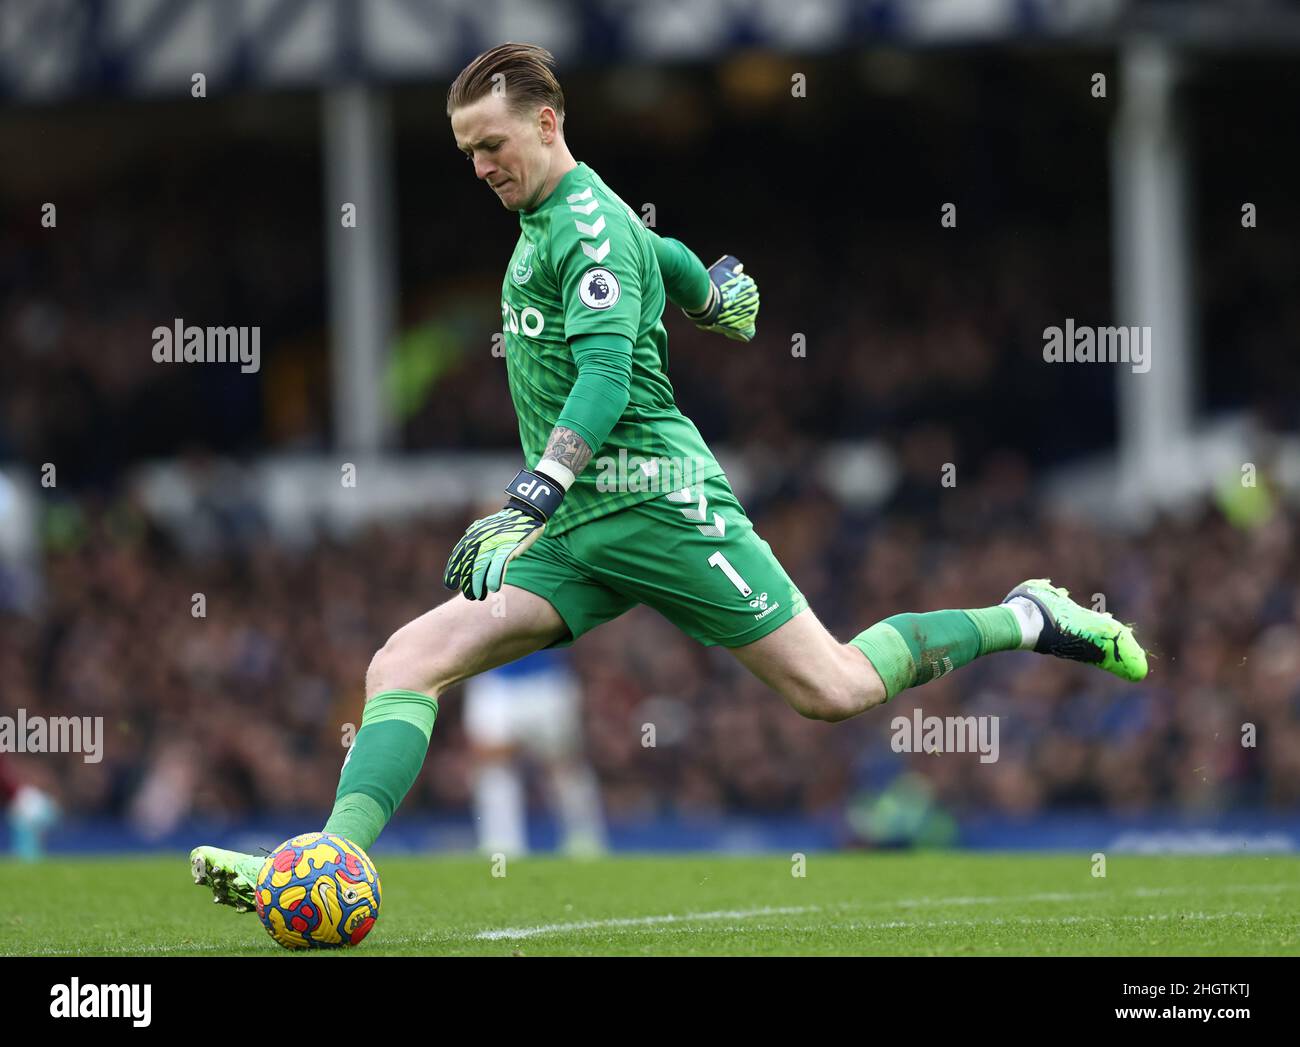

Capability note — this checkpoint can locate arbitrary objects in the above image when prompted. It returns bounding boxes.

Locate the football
[254,832,381,949]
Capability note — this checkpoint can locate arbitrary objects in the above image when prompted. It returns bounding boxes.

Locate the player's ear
[538,105,559,144]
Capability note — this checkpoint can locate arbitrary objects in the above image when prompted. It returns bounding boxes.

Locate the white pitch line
[11,884,1297,955]
[473,882,1300,942]
[477,909,1285,945]
[474,905,822,941]
[840,911,1274,933]
[892,881,1300,910]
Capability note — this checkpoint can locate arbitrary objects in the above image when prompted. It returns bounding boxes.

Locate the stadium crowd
[5,62,1291,485]
[1,470,1296,831]
[3,63,1297,834]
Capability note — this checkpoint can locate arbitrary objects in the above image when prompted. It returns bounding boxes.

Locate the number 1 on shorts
[707,550,752,598]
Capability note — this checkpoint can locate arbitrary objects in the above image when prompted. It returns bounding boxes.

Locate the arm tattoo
[541,426,593,478]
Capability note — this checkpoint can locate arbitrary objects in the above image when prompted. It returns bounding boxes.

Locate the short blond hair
[446,43,565,126]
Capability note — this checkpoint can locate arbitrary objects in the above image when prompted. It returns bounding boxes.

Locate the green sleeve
[546,202,641,455]
[650,233,711,313]
[553,333,633,454]
[551,203,643,344]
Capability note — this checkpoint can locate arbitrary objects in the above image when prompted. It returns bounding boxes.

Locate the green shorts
[503,474,807,648]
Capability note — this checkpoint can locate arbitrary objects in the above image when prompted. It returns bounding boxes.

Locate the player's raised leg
[191,584,567,910]
[731,579,1147,723]
[728,605,888,721]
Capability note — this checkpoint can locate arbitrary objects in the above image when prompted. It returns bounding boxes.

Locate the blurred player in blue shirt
[464,649,606,856]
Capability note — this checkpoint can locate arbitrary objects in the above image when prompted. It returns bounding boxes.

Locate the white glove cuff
[534,460,576,491]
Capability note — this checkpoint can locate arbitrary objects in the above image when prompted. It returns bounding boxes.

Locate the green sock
[322,689,439,852]
[850,606,1021,701]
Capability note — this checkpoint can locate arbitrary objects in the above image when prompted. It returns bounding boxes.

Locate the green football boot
[1004,578,1149,682]
[190,846,263,913]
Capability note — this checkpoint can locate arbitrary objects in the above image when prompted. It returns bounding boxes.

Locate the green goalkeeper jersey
[502,161,723,537]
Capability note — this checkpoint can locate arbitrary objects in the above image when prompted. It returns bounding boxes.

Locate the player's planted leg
[322,587,564,852]
[190,846,263,912]
[189,585,565,912]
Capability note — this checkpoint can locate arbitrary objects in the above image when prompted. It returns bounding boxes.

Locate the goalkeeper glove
[683,254,760,342]
[443,467,566,600]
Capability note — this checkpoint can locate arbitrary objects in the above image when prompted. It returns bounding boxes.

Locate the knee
[364,639,400,701]
[365,632,441,702]
[363,644,385,701]
[788,649,887,722]
[791,682,862,723]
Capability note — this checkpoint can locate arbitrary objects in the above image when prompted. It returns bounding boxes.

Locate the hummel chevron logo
[698,513,725,538]
[581,239,610,262]
[574,215,606,238]
[666,488,726,537]
[567,188,599,216]
[681,492,708,521]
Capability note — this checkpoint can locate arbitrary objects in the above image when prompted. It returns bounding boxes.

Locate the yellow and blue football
[255,832,381,949]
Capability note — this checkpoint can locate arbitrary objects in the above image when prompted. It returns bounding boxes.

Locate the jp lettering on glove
[443,466,568,600]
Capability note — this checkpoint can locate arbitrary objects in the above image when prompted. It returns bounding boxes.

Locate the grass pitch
[4,852,1298,956]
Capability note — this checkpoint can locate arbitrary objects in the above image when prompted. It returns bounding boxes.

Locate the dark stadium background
[2,0,1299,855]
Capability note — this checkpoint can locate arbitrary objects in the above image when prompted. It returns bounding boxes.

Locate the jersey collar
[522,161,587,215]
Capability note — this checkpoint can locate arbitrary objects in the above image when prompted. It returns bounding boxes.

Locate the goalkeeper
[192,44,1148,906]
